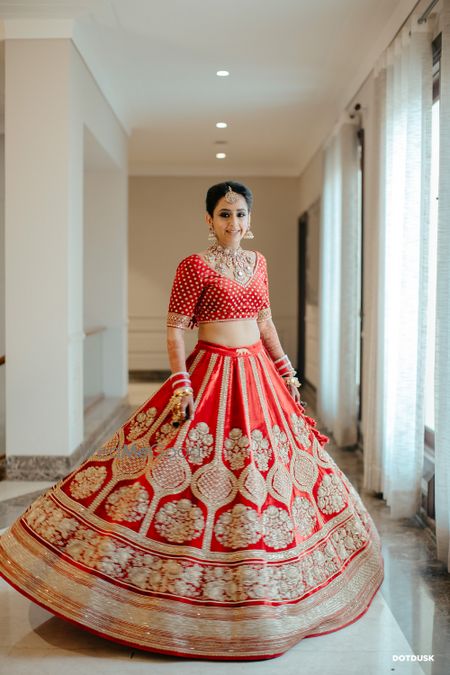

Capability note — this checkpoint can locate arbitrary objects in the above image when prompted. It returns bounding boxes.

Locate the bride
[0,180,384,661]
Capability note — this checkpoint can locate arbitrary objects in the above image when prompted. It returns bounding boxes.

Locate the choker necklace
[204,243,255,284]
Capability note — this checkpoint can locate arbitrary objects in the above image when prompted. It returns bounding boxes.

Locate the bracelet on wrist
[171,386,193,397]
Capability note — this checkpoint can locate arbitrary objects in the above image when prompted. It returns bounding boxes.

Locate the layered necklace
[204,242,256,285]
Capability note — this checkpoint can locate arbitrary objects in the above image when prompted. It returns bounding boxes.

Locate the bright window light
[216,122,228,128]
[216,152,226,159]
[216,70,229,77]
[424,98,440,431]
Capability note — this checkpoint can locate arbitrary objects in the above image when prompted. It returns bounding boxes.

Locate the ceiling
[0,0,412,176]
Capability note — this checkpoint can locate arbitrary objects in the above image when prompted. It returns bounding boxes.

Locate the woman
[0,181,384,661]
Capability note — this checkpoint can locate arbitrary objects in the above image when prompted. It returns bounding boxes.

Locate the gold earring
[243,227,254,239]
[208,228,217,242]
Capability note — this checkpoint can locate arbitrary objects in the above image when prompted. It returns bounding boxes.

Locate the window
[424,33,441,446]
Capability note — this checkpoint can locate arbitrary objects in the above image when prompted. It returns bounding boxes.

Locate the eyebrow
[218,207,247,212]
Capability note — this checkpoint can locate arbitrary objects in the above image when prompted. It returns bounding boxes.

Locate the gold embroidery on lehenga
[104,484,150,522]
[261,505,294,549]
[272,424,291,464]
[138,351,217,536]
[292,496,317,538]
[191,462,237,505]
[214,504,262,548]
[250,428,272,471]
[154,422,178,452]
[2,515,383,656]
[68,466,108,499]
[236,357,274,473]
[290,411,312,449]
[256,352,309,468]
[311,434,334,466]
[21,491,375,604]
[185,422,214,465]
[291,452,318,493]
[237,463,267,507]
[267,461,293,506]
[223,427,251,470]
[93,427,125,458]
[198,356,235,551]
[0,342,385,659]
[154,499,205,543]
[317,473,349,514]
[127,407,158,441]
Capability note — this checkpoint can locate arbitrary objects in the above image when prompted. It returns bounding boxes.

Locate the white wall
[128,176,300,369]
[5,38,127,459]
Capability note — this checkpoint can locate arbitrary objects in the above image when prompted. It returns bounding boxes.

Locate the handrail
[84,325,107,337]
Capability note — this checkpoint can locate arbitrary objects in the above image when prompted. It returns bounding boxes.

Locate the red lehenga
[0,252,384,660]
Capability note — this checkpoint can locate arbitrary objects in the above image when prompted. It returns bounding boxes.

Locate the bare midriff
[197,318,261,347]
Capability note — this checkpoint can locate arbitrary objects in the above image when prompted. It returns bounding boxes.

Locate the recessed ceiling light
[216,152,226,159]
[216,122,228,128]
[216,70,229,77]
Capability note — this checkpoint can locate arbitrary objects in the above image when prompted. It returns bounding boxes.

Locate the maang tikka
[208,185,254,240]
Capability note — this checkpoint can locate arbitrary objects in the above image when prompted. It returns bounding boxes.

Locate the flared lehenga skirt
[0,338,384,660]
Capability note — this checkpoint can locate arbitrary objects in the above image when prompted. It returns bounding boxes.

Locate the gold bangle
[172,387,193,397]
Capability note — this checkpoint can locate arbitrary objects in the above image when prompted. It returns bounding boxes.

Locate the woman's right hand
[180,393,195,421]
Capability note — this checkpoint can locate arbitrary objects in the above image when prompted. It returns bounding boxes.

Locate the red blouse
[166,251,272,330]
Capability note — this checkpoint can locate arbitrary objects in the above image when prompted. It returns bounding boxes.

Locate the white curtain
[318,121,360,447]
[363,15,432,519]
[435,0,450,571]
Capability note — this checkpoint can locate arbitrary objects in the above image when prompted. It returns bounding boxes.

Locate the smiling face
[205,194,251,249]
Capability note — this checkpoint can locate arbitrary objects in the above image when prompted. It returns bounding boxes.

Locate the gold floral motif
[154,499,205,543]
[317,473,348,514]
[214,503,262,548]
[68,466,108,500]
[223,428,251,470]
[154,422,178,452]
[104,484,150,522]
[272,424,291,464]
[330,519,368,560]
[24,496,78,545]
[250,428,273,472]
[292,496,317,538]
[127,407,158,441]
[261,505,294,549]
[185,422,214,465]
[290,411,312,449]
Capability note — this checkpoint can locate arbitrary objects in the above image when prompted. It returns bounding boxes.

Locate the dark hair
[205,181,253,216]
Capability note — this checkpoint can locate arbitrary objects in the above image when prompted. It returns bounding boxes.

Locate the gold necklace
[204,243,255,284]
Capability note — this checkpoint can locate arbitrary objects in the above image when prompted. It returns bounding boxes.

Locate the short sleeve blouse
[166,251,272,330]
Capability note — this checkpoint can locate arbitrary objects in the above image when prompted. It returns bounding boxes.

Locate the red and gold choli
[166,250,272,330]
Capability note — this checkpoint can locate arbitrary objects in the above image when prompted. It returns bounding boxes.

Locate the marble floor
[0,382,449,674]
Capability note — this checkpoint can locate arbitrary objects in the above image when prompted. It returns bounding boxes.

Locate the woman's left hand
[287,383,302,406]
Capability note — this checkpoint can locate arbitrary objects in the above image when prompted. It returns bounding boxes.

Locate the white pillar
[5,38,84,460]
